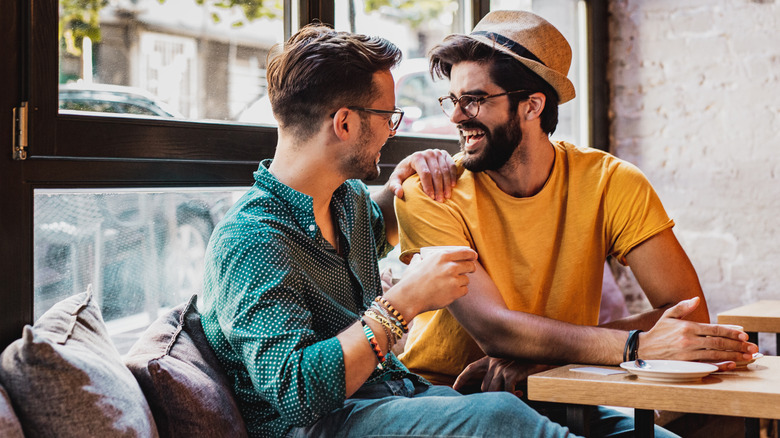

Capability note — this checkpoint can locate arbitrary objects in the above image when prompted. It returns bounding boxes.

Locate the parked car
[59,83,185,118]
[236,58,458,137]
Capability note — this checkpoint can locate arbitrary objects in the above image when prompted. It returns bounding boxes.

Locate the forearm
[451,301,629,365]
[338,318,392,397]
[599,307,666,331]
[371,187,398,246]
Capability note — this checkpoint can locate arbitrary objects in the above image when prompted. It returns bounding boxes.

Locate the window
[0,0,607,348]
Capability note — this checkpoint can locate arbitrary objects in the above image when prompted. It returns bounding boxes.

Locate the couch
[0,289,249,437]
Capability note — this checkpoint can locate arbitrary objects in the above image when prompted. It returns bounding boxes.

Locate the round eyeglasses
[438,90,529,119]
[333,106,405,131]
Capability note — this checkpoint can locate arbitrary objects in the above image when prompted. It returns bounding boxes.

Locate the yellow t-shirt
[395,141,673,386]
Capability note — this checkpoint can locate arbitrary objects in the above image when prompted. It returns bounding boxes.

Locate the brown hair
[429,35,559,135]
[266,24,402,140]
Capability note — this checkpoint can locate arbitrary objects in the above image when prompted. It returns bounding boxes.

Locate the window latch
[12,102,28,160]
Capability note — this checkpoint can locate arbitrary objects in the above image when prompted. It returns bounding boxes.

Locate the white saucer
[620,360,718,382]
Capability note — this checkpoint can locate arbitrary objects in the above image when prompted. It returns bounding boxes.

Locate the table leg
[565,404,591,437]
[635,408,654,438]
[745,418,759,438]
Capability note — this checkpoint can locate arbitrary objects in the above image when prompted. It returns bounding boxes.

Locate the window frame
[0,0,607,348]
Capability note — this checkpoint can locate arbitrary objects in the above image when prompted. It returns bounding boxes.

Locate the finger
[661,297,700,320]
[705,324,750,341]
[414,156,435,199]
[453,358,487,391]
[708,361,737,372]
[443,247,477,262]
[435,153,452,199]
[442,150,458,187]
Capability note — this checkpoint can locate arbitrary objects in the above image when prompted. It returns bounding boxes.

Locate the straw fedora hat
[465,10,576,104]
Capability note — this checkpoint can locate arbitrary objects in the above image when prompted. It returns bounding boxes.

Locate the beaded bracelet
[369,302,405,339]
[360,318,385,369]
[363,309,399,347]
[375,296,409,333]
[365,308,403,340]
[623,329,643,362]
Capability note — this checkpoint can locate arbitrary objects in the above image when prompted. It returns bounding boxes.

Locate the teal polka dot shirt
[200,160,426,437]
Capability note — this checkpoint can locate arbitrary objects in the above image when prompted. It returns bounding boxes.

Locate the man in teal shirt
[200,24,578,437]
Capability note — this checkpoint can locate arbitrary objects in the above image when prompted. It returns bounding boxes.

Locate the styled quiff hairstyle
[429,35,560,135]
[266,24,402,140]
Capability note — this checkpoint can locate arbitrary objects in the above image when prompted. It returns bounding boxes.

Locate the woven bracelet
[364,309,401,345]
[370,302,405,338]
[360,318,385,369]
[375,296,409,333]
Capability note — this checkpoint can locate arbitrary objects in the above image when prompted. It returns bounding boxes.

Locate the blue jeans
[287,379,578,437]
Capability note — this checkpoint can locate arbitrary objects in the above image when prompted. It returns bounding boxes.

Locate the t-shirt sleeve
[395,175,472,264]
[604,160,674,264]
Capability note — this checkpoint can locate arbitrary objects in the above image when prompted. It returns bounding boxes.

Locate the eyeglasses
[438,90,529,119]
[332,106,405,131]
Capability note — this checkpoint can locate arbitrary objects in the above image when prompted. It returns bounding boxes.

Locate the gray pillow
[0,384,23,438]
[0,290,158,437]
[124,294,248,438]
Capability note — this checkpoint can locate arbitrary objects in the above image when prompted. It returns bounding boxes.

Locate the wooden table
[527,356,780,437]
[718,300,780,353]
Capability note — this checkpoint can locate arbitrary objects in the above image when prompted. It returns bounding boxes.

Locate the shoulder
[556,141,649,184]
[399,155,473,203]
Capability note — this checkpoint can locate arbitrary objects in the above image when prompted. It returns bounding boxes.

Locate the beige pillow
[124,294,248,438]
[0,290,158,437]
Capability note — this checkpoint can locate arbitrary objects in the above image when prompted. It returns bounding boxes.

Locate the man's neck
[485,134,555,198]
[269,130,344,246]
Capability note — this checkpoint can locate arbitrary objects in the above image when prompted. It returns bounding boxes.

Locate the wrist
[382,285,418,321]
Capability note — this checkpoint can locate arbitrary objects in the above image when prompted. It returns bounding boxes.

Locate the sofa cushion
[124,294,248,438]
[0,384,23,438]
[0,289,158,437]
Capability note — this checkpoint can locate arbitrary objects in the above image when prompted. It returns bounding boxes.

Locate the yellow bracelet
[364,309,404,341]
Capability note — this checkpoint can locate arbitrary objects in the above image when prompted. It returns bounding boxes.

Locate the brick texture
[607,0,780,354]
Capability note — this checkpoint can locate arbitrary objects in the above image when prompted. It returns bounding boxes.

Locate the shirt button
[308,224,316,231]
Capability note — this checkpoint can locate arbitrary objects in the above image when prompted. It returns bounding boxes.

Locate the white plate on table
[620,360,718,383]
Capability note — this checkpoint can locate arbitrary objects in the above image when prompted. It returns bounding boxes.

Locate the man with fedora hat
[395,10,755,436]
[200,22,587,437]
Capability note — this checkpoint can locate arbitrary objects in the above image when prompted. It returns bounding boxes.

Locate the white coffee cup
[419,245,472,259]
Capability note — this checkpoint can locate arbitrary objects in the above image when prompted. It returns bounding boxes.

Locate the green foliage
[59,0,282,57]
[60,0,108,56]
[364,0,452,27]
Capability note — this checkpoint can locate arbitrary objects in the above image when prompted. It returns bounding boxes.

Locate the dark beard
[460,115,523,173]
[341,115,381,181]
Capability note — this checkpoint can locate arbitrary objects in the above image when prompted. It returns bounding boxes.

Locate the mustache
[457,121,489,132]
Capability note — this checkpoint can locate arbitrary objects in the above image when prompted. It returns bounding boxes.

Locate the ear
[331,107,353,141]
[521,92,546,121]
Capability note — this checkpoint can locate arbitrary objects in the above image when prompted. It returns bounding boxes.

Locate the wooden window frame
[0,0,607,347]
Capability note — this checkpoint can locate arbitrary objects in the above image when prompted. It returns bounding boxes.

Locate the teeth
[460,129,484,137]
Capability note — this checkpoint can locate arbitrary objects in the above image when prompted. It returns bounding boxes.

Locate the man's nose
[449,104,471,125]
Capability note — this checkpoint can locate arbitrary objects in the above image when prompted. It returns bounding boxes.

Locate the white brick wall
[608,0,780,352]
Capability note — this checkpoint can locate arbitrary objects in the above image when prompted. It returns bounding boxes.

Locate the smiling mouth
[460,127,486,150]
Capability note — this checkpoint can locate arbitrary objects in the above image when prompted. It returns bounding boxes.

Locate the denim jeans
[287,379,578,437]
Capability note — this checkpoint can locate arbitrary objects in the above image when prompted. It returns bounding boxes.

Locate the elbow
[466,322,514,359]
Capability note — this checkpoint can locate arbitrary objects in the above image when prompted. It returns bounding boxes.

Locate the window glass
[491,0,588,147]
[333,0,468,138]
[34,188,246,353]
[59,0,285,124]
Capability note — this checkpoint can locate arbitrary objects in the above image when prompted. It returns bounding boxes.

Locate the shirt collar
[253,159,353,241]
